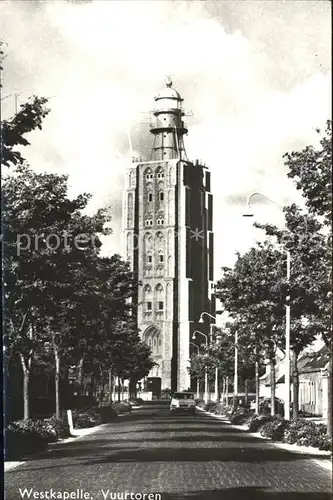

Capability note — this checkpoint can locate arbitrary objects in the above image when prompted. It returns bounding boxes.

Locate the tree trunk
[292,350,299,420]
[255,360,260,415]
[108,370,113,406]
[327,352,332,437]
[20,354,30,421]
[117,376,121,402]
[78,357,84,395]
[55,348,60,419]
[270,359,276,416]
[244,379,249,408]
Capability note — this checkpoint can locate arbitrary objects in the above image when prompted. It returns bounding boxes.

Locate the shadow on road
[151,488,331,500]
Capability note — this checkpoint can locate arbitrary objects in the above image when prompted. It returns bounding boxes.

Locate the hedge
[5,414,70,460]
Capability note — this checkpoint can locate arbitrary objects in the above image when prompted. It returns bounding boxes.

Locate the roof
[155,78,182,101]
[261,345,330,385]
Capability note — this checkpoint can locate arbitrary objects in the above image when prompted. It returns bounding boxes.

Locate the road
[5,405,332,500]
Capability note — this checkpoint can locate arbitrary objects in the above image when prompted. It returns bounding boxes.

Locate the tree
[284,122,332,433]
[215,240,317,418]
[256,205,329,420]
[1,95,50,168]
[3,164,111,418]
[285,121,332,226]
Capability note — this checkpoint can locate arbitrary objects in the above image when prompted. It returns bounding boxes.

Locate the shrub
[247,414,273,432]
[71,409,102,428]
[47,414,71,438]
[260,417,289,441]
[31,419,59,443]
[5,420,49,459]
[211,403,228,416]
[230,408,254,425]
[96,406,118,423]
[282,419,329,449]
[112,402,132,414]
[195,399,207,410]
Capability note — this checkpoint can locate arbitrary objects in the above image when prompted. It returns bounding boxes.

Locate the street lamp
[243,191,291,420]
[190,342,200,399]
[199,312,235,404]
[192,330,209,404]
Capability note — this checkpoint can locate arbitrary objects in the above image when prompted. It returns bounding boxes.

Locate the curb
[196,407,332,470]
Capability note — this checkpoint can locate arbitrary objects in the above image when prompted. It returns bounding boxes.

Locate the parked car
[170,392,196,414]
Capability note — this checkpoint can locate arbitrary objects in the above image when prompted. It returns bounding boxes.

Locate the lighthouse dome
[154,78,182,102]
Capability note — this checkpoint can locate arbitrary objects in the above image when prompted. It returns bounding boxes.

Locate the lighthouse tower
[123,79,214,392]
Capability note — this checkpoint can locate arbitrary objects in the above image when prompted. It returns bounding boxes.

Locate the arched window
[159,192,164,202]
[157,217,164,225]
[155,284,164,313]
[145,168,153,181]
[145,218,153,226]
[148,192,153,203]
[156,167,164,180]
[143,326,162,355]
[143,284,152,312]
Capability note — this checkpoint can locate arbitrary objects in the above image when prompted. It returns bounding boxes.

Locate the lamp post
[192,330,209,404]
[198,312,218,401]
[190,342,200,399]
[243,191,291,420]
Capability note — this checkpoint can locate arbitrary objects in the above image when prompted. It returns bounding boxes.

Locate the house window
[148,193,153,202]
[159,192,164,202]
[147,301,152,311]
[158,301,164,310]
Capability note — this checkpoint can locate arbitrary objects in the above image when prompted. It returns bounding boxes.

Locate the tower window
[145,219,153,226]
[159,339,162,346]
[157,218,164,225]
[148,193,153,202]
[146,301,152,311]
[158,301,164,310]
[147,255,152,264]
[146,173,153,180]
[157,171,164,180]
[159,192,164,202]
[159,254,164,263]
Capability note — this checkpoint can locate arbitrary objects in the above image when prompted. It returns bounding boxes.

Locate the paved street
[5,405,332,500]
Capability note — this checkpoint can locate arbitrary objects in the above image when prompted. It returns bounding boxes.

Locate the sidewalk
[196,406,332,471]
[4,424,104,472]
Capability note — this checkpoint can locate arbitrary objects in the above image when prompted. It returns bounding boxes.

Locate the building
[260,345,330,417]
[123,79,214,392]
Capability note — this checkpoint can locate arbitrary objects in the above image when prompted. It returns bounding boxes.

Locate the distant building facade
[260,345,329,417]
[123,79,214,391]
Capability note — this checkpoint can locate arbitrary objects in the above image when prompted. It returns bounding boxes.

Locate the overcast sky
[1,0,331,276]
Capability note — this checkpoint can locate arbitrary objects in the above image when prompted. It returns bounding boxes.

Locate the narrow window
[148,193,153,202]
[159,254,164,263]
[159,192,164,202]
[158,301,164,310]
[147,255,152,264]
[147,301,152,311]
